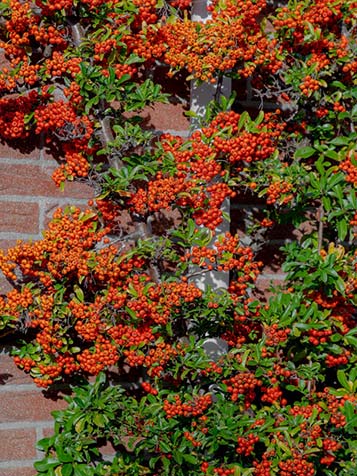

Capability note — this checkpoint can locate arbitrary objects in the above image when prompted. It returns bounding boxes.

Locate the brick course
[0,429,37,462]
[0,201,39,235]
[0,465,38,476]
[0,136,93,474]
[0,349,65,474]
[0,163,92,199]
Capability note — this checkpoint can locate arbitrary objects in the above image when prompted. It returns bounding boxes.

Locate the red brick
[0,164,93,199]
[43,202,64,228]
[146,102,189,130]
[0,467,36,476]
[124,102,189,131]
[0,391,67,423]
[0,429,37,461]
[0,141,41,160]
[98,441,116,457]
[0,202,39,234]
[255,277,286,301]
[59,180,94,200]
[0,240,19,250]
[42,427,55,439]
[0,353,35,386]
[293,218,315,241]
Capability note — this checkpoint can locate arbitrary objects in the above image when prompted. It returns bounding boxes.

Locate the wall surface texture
[0,103,190,475]
[0,138,92,476]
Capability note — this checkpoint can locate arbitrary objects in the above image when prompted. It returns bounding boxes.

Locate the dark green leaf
[294,146,315,159]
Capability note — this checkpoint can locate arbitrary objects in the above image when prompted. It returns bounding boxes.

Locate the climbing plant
[0,0,357,474]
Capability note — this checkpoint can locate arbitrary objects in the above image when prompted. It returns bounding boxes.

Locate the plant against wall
[0,0,357,474]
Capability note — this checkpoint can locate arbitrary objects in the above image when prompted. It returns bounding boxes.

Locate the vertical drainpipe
[190,0,231,358]
[190,0,231,291]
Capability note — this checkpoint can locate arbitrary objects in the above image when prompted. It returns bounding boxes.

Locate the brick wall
[0,88,288,473]
[0,103,190,475]
[0,347,67,476]
[0,139,92,475]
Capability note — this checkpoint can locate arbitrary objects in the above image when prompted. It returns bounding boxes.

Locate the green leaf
[238,111,250,130]
[182,453,198,464]
[34,458,60,473]
[344,401,355,420]
[185,110,199,118]
[56,446,74,463]
[335,276,345,295]
[71,465,90,476]
[173,450,183,464]
[345,335,357,348]
[36,437,52,452]
[61,464,73,476]
[330,332,342,342]
[337,370,351,391]
[159,440,171,453]
[322,196,332,212]
[337,219,348,241]
[93,413,107,428]
[329,137,350,146]
[331,81,347,90]
[73,285,84,303]
[324,149,339,160]
[75,417,86,433]
[294,146,315,159]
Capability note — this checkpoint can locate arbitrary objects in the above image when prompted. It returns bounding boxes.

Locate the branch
[186,267,215,280]
[64,9,159,284]
[317,203,324,253]
[134,218,161,284]
[66,14,84,48]
[214,75,223,103]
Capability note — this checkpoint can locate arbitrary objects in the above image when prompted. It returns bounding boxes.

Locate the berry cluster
[0,91,38,139]
[163,394,212,418]
[264,323,290,346]
[129,110,286,229]
[44,52,81,78]
[278,451,315,476]
[162,0,282,81]
[34,101,77,134]
[299,75,320,96]
[340,153,357,185]
[266,180,293,205]
[236,433,259,456]
[308,327,332,345]
[223,372,262,407]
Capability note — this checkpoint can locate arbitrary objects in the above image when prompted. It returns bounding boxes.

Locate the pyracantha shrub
[0,0,357,475]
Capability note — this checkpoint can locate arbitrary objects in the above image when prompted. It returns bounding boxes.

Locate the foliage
[0,0,357,475]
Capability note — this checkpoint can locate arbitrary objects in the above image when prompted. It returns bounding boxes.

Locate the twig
[317,204,324,253]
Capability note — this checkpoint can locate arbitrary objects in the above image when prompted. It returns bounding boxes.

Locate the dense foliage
[0,0,357,474]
